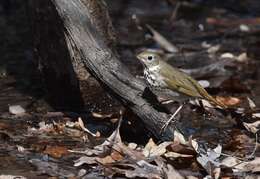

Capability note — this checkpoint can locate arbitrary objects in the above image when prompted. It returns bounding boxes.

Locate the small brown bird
[137,51,226,130]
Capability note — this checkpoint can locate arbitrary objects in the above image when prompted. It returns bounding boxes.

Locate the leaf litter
[2,0,260,178]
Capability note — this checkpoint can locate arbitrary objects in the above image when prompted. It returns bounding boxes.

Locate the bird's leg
[160,104,183,132]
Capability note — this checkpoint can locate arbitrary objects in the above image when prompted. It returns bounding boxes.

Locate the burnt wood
[44,0,175,140]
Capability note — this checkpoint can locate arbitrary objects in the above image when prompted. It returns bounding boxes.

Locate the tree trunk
[33,0,175,140]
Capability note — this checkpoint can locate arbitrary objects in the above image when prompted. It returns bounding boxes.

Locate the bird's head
[137,51,160,69]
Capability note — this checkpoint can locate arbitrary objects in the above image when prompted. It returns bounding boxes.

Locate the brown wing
[160,61,203,98]
[160,61,226,108]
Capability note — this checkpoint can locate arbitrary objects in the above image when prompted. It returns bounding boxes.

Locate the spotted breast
[143,65,167,89]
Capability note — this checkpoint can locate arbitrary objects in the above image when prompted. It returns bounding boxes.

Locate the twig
[170,2,181,23]
[146,24,179,53]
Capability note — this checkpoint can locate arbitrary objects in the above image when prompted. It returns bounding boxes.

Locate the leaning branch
[51,0,175,140]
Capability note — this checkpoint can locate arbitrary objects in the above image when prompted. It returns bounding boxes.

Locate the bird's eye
[147,55,153,61]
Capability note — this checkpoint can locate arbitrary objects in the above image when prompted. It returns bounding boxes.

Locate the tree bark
[35,0,175,140]
[32,0,85,110]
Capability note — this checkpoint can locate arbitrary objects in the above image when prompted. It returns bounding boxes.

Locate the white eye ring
[147,55,153,61]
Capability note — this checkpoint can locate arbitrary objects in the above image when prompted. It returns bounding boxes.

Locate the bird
[137,50,226,131]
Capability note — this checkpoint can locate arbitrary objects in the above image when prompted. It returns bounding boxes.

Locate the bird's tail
[206,94,227,109]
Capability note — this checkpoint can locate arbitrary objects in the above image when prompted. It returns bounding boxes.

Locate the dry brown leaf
[43,145,69,158]
[164,151,193,158]
[143,138,171,157]
[110,150,124,161]
[0,122,10,130]
[96,155,115,165]
[216,96,241,106]
[149,142,172,157]
[168,142,196,156]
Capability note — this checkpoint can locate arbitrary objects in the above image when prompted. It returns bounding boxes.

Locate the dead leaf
[9,105,26,115]
[164,151,193,158]
[240,24,250,32]
[243,121,260,134]
[78,117,97,137]
[38,121,55,132]
[71,115,123,159]
[74,156,97,166]
[91,112,113,119]
[110,150,124,161]
[221,157,260,173]
[247,97,256,109]
[207,45,220,54]
[192,140,222,177]
[220,53,235,59]
[163,164,184,179]
[252,113,260,118]
[237,52,249,62]
[190,139,199,153]
[128,143,137,149]
[143,138,171,157]
[220,52,249,62]
[186,176,199,179]
[17,145,26,153]
[143,138,157,157]
[149,142,172,157]
[30,159,76,178]
[174,130,188,145]
[43,145,69,158]
[125,160,162,179]
[96,155,116,165]
[0,122,10,130]
[0,175,27,179]
[216,96,241,106]
[168,142,196,156]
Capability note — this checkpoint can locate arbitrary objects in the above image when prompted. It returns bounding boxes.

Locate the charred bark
[32,0,85,110]
[34,0,175,140]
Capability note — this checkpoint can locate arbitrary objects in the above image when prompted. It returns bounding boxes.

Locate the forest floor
[0,0,260,178]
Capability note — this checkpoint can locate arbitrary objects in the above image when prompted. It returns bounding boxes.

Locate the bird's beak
[136,53,145,63]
